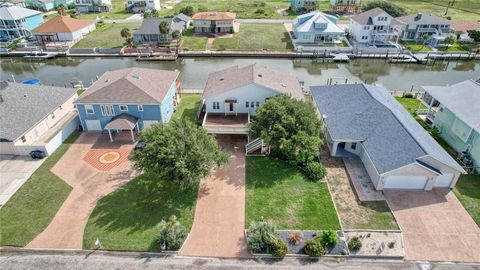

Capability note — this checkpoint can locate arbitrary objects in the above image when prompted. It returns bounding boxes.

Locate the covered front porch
[105,114,140,143]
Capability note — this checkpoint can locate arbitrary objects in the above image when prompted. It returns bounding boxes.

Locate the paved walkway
[343,157,385,201]
[385,189,480,262]
[27,133,139,249]
[179,135,250,258]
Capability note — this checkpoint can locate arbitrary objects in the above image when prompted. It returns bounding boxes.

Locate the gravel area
[344,231,404,257]
[275,230,348,256]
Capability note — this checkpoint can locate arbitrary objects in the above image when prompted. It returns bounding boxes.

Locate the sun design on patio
[83,149,131,171]
[99,152,121,164]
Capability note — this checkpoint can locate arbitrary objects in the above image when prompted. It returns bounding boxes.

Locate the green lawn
[0,131,80,246]
[78,0,130,20]
[438,42,480,52]
[401,41,432,52]
[454,174,480,226]
[83,173,198,251]
[395,97,427,115]
[212,24,293,51]
[173,94,201,123]
[73,23,140,48]
[181,28,208,51]
[246,157,341,230]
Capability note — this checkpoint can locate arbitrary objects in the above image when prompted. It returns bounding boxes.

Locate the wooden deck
[203,113,249,134]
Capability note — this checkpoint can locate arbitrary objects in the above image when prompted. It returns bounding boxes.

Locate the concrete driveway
[0,155,45,207]
[27,132,139,249]
[179,135,250,258]
[385,189,480,262]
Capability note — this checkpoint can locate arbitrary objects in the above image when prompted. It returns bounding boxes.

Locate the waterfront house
[330,0,360,14]
[25,0,74,11]
[292,10,345,45]
[349,8,403,45]
[0,3,43,41]
[192,12,235,34]
[133,13,190,45]
[74,0,110,13]
[0,81,79,156]
[286,0,318,14]
[6,0,26,8]
[75,68,180,141]
[200,64,304,135]
[421,80,480,173]
[126,0,160,13]
[32,15,95,46]
[311,83,464,190]
[396,13,453,47]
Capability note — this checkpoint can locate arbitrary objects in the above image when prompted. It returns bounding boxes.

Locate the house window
[245,101,249,108]
[250,101,255,107]
[351,142,357,150]
[363,26,369,30]
[212,101,219,110]
[119,104,128,111]
[256,101,260,107]
[51,112,55,119]
[21,136,26,143]
[100,104,114,116]
[138,105,144,111]
[85,105,94,114]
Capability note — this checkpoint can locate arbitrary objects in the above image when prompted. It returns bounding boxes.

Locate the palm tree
[120,28,132,46]
[421,34,430,49]
[57,4,67,16]
[159,21,170,35]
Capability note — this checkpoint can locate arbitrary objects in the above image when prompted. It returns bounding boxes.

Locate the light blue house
[0,3,43,41]
[25,0,74,11]
[292,10,345,44]
[75,67,181,142]
[286,0,318,14]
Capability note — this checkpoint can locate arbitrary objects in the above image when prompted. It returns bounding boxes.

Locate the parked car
[30,150,46,159]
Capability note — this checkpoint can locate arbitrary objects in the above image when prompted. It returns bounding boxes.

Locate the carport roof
[311,83,464,174]
[105,114,138,130]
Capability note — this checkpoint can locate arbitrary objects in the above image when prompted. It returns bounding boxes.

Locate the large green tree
[467,30,480,42]
[249,94,323,166]
[130,119,229,187]
[362,0,406,17]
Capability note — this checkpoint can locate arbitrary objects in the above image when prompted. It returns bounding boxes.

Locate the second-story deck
[202,112,249,135]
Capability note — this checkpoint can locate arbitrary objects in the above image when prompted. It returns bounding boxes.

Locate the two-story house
[133,13,190,45]
[125,0,160,13]
[75,67,181,142]
[25,0,74,12]
[330,0,360,14]
[349,8,402,45]
[74,0,111,13]
[192,12,235,34]
[396,13,453,47]
[0,2,43,41]
[292,10,345,45]
[286,0,318,14]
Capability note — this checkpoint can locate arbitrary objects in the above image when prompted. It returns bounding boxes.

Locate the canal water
[1,57,479,91]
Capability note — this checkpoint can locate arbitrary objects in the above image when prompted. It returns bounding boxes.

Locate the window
[351,142,357,150]
[138,105,144,111]
[21,136,26,143]
[245,101,249,108]
[251,101,254,107]
[119,104,128,111]
[85,105,94,114]
[212,101,219,110]
[363,26,369,30]
[256,101,260,107]
[100,104,114,116]
[51,112,55,119]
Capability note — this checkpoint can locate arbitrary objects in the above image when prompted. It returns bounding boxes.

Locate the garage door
[85,120,102,131]
[433,173,453,188]
[384,175,428,189]
[143,120,159,130]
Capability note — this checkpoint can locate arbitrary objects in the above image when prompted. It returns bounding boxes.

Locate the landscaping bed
[344,231,404,258]
[275,230,348,256]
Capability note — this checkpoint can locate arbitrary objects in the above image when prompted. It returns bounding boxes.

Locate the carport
[104,114,139,143]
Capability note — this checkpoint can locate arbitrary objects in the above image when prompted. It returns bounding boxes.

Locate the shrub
[388,241,395,249]
[156,215,187,251]
[319,230,338,248]
[402,92,413,98]
[288,231,303,245]
[304,239,325,257]
[270,237,288,257]
[303,162,327,182]
[362,0,406,17]
[179,6,194,17]
[255,8,265,14]
[348,236,362,252]
[246,220,276,253]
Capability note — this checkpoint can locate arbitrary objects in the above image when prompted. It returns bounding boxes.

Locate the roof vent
[105,79,110,83]
[355,111,362,115]
[23,94,28,98]
[258,74,263,77]
[322,114,327,119]
[219,78,224,81]
[281,84,287,87]
[415,13,422,20]
[132,74,140,79]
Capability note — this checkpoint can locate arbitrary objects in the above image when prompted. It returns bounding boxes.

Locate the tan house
[192,12,235,34]
[32,15,96,47]
[0,82,79,156]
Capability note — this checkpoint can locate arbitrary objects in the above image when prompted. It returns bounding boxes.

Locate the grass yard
[78,0,130,20]
[173,94,201,123]
[401,41,432,52]
[212,24,293,52]
[72,23,140,48]
[181,28,208,51]
[395,96,427,115]
[0,131,80,246]
[245,157,341,230]
[438,42,480,52]
[83,173,198,251]
[454,174,480,226]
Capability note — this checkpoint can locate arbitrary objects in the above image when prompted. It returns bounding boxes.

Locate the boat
[22,79,41,85]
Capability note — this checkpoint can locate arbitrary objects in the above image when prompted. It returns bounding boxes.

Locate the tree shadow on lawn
[246,156,300,188]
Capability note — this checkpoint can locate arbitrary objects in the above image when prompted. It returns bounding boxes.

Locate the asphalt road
[0,252,479,270]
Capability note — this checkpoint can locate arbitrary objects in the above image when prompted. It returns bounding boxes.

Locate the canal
[1,57,479,91]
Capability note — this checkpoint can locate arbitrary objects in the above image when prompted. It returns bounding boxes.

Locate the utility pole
[444,0,455,16]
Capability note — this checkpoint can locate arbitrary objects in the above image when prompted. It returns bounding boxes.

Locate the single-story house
[452,21,480,42]
[133,14,191,45]
[75,67,181,141]
[286,0,318,14]
[396,13,453,47]
[0,3,43,41]
[0,81,79,156]
[311,83,465,190]
[32,15,95,46]
[200,64,304,135]
[292,10,345,44]
[421,79,480,173]
[192,12,235,34]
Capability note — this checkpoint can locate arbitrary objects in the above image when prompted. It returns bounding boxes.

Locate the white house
[396,13,453,47]
[200,64,304,135]
[32,15,95,46]
[292,10,345,45]
[126,0,160,13]
[349,7,403,45]
[74,0,111,13]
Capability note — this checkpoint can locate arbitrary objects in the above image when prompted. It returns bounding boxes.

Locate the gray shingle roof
[105,113,138,130]
[0,82,76,142]
[311,83,464,174]
[203,64,304,100]
[75,68,179,104]
[350,8,390,25]
[396,13,452,26]
[134,14,191,35]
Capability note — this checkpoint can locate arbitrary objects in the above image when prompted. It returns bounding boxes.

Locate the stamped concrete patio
[343,157,385,201]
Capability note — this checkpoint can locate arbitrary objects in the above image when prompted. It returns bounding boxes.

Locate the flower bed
[344,231,404,258]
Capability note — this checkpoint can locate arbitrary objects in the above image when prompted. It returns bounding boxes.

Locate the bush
[402,92,413,98]
[270,237,288,257]
[304,239,326,257]
[179,6,194,17]
[319,230,338,248]
[156,215,187,251]
[303,162,327,182]
[362,0,406,17]
[246,220,277,253]
[288,231,303,245]
[348,236,362,252]
[388,241,395,249]
[255,8,265,14]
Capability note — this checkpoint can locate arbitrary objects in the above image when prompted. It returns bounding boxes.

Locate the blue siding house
[25,0,74,11]
[74,67,181,142]
[0,3,43,40]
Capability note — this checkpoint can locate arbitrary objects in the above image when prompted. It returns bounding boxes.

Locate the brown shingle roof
[453,21,480,33]
[105,114,138,130]
[203,64,304,100]
[32,15,95,33]
[351,8,391,25]
[75,68,180,104]
[192,12,236,21]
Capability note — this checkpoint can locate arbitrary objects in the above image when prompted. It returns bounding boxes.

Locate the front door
[229,103,234,112]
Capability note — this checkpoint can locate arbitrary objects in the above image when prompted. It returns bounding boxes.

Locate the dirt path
[179,135,250,258]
